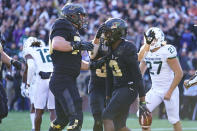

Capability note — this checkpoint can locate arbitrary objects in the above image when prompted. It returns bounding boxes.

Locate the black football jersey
[49,18,82,77]
[89,42,109,91]
[106,40,144,96]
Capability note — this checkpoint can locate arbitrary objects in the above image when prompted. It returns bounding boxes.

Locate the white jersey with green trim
[143,44,177,90]
[23,45,53,73]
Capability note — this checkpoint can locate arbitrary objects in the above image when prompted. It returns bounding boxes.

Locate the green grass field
[0,111,196,131]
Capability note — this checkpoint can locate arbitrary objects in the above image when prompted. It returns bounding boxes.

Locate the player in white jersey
[22,37,56,131]
[139,27,183,131]
[21,69,36,131]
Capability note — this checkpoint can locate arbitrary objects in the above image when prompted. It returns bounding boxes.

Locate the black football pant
[49,73,83,131]
[89,85,105,131]
[102,87,137,130]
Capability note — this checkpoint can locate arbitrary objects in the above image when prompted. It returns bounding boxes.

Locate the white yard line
[18,127,197,131]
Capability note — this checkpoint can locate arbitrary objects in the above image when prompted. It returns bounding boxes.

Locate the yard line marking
[19,127,197,131]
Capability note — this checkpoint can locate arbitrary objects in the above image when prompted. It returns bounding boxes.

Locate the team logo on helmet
[111,22,120,29]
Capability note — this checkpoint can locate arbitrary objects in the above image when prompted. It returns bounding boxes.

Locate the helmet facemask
[103,26,126,46]
[69,13,88,29]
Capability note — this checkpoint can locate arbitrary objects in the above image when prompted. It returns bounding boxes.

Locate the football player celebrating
[139,27,183,131]
[102,18,149,131]
[22,37,56,131]
[48,3,93,131]
[184,71,197,89]
[88,24,109,131]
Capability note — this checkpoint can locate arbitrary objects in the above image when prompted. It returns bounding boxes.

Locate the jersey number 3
[109,60,122,76]
[37,49,52,63]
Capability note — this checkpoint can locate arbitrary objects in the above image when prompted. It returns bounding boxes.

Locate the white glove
[20,83,29,98]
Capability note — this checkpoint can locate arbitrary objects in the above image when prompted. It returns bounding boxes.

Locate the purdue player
[102,18,149,131]
[22,37,56,131]
[49,3,93,131]
[139,27,183,131]
[88,24,109,131]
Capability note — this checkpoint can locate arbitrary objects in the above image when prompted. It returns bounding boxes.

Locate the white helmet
[146,27,165,50]
[23,37,45,50]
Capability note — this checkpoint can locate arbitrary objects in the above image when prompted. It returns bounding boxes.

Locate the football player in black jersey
[48,3,94,131]
[101,18,150,131]
[88,24,109,131]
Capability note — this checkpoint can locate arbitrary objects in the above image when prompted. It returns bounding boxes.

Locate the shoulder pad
[52,18,73,32]
[163,44,177,59]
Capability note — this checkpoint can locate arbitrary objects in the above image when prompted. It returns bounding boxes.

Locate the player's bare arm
[138,44,150,61]
[1,51,12,67]
[52,36,73,52]
[25,55,35,86]
[89,24,105,59]
[165,58,183,100]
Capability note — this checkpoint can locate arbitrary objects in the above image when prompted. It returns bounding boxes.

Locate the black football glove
[144,30,155,45]
[71,41,94,51]
[89,55,108,70]
[96,24,105,39]
[139,101,151,117]
[11,59,22,70]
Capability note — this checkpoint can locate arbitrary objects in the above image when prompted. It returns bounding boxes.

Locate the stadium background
[0,0,197,130]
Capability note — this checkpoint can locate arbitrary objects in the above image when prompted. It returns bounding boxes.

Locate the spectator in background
[9,55,24,111]
[180,26,197,52]
[18,27,30,47]
[12,19,25,47]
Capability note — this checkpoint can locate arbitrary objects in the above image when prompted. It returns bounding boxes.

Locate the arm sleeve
[106,61,113,98]
[26,59,35,85]
[124,44,145,97]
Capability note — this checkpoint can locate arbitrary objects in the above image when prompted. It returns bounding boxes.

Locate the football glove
[89,55,108,70]
[184,73,197,89]
[96,24,105,39]
[20,83,29,98]
[11,59,22,70]
[139,101,152,129]
[71,41,94,51]
[144,30,155,45]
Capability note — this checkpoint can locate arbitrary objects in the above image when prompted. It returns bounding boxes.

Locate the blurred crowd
[0,0,197,120]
